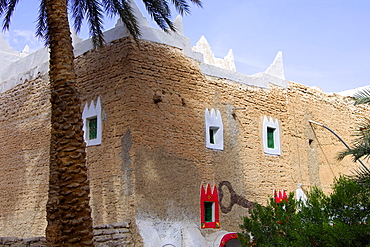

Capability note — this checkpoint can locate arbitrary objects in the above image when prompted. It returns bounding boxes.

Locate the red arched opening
[219,233,241,247]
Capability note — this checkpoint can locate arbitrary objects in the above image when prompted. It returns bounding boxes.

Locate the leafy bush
[239,177,370,247]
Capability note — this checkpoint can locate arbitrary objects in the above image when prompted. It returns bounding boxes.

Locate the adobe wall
[74,37,138,227]
[0,74,50,238]
[0,35,367,244]
[73,37,369,245]
[0,221,134,246]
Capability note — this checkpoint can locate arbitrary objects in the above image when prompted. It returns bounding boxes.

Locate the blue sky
[2,0,370,93]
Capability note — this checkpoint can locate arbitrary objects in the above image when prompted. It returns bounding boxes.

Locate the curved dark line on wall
[218,181,254,214]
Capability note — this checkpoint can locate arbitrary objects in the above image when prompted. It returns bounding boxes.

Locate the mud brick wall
[93,222,133,247]
[74,37,370,235]
[0,236,46,247]
[0,74,50,238]
[0,221,133,247]
[75,38,138,227]
[0,36,368,239]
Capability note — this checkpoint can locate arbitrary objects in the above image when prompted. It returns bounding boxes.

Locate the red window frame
[200,183,220,229]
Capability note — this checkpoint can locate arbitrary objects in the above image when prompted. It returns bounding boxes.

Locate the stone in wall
[0,222,133,247]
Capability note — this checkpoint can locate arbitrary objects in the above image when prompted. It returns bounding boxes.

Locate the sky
[1,0,370,93]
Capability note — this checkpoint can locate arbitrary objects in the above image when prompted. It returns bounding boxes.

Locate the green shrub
[239,177,370,247]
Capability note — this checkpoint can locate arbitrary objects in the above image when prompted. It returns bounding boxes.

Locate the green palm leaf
[353,87,370,105]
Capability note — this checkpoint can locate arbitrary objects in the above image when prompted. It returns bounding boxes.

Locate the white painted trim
[205,108,224,150]
[82,97,102,146]
[263,116,281,155]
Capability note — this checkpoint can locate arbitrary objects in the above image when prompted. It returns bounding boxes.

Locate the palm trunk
[45,0,94,246]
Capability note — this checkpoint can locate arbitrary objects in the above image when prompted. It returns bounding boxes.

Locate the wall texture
[0,221,133,247]
[0,74,50,238]
[0,36,368,245]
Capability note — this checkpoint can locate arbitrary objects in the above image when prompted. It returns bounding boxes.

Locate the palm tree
[0,0,201,246]
[338,87,370,184]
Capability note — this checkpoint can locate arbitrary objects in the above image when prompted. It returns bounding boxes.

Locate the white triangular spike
[96,97,101,110]
[82,103,89,118]
[210,108,216,118]
[216,109,221,119]
[223,49,236,72]
[265,51,285,79]
[115,0,150,28]
[193,36,215,65]
[89,100,96,112]
[173,15,184,36]
[20,45,29,58]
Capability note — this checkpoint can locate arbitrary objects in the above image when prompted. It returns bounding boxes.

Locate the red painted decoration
[200,183,220,229]
[274,189,288,203]
[219,233,239,247]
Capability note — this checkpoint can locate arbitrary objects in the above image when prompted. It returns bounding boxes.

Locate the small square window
[88,117,97,140]
[267,127,275,149]
[82,97,102,146]
[263,116,281,155]
[209,127,219,144]
[205,109,223,150]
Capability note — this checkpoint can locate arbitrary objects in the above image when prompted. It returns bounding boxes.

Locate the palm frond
[353,87,370,105]
[101,0,140,40]
[338,118,370,161]
[170,0,190,15]
[351,118,370,145]
[85,0,105,47]
[337,145,370,162]
[189,0,202,6]
[70,0,87,34]
[1,0,20,31]
[350,166,370,185]
[170,0,202,15]
[35,0,48,44]
[0,0,8,16]
[142,0,175,32]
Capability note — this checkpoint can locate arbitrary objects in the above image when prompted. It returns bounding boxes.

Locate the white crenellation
[265,51,284,79]
[0,0,288,94]
[192,36,236,72]
[20,45,30,58]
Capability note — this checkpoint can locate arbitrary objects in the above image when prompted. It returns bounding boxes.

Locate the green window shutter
[267,127,275,149]
[204,201,214,222]
[209,127,219,144]
[209,128,215,144]
[88,117,98,140]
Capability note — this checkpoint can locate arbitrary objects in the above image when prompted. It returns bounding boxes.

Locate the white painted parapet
[0,34,21,70]
[192,36,236,72]
[0,0,288,94]
[0,45,49,94]
[191,36,287,89]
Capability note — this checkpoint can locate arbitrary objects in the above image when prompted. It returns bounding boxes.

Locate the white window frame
[205,108,223,150]
[82,97,102,146]
[263,116,281,155]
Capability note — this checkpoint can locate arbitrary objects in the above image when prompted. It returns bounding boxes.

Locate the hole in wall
[153,94,162,104]
[308,139,314,148]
